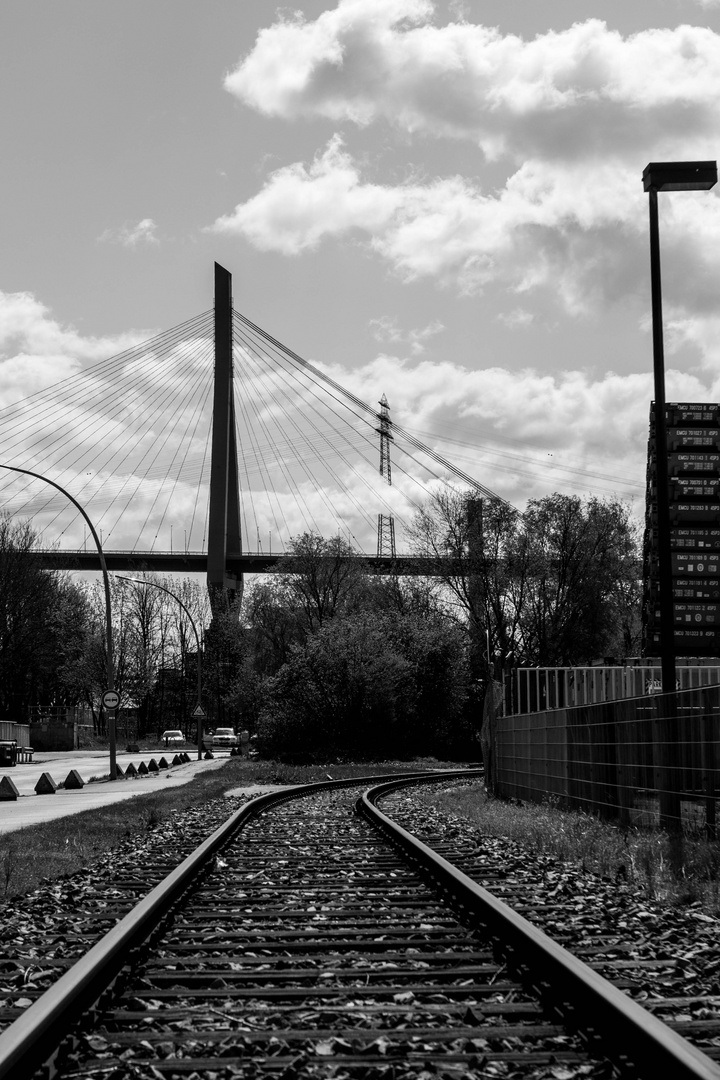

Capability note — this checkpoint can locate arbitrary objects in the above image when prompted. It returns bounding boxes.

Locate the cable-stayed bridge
[0,264,504,601]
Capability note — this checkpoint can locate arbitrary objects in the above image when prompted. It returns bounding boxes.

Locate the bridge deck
[34,551,439,575]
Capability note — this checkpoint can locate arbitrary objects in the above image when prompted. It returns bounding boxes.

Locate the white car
[161,730,184,748]
[209,727,238,749]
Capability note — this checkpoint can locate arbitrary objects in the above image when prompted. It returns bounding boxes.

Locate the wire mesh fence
[495,684,720,834]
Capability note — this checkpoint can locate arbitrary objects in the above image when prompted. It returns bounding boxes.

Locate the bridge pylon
[207,263,242,610]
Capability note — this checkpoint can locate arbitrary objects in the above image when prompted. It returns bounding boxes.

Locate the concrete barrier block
[0,775,19,800]
[115,763,125,778]
[158,757,169,770]
[172,754,182,766]
[35,772,57,795]
[204,750,214,759]
[147,759,159,773]
[64,769,85,790]
[137,761,148,775]
[125,762,137,777]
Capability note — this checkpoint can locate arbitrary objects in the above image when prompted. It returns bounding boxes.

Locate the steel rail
[0,768,475,1080]
[358,775,720,1080]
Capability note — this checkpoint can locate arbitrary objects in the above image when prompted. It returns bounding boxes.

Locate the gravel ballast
[1,777,719,1055]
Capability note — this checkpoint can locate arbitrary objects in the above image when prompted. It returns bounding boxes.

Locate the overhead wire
[234,333,362,543]
[234,321,410,544]
[0,310,216,549]
[233,380,306,543]
[0,297,639,561]
[234,311,511,507]
[233,319,435,517]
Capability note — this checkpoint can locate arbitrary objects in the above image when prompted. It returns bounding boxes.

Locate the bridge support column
[207,262,242,611]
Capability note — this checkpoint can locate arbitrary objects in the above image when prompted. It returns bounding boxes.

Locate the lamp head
[643,161,717,192]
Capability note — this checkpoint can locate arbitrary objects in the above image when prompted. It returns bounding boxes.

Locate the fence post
[702,697,718,840]
[656,691,681,831]
[615,700,633,828]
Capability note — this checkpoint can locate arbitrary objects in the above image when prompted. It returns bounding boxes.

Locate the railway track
[0,771,718,1079]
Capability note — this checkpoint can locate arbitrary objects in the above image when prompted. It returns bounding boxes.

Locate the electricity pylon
[376,393,396,559]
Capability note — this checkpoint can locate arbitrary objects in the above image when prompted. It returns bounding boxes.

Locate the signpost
[193,704,206,760]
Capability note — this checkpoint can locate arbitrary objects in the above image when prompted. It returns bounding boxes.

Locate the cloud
[211,136,720,326]
[319,350,720,511]
[0,290,148,401]
[497,308,534,329]
[227,6,720,162]
[0,290,177,550]
[370,314,444,354]
[98,218,159,248]
[218,4,720,373]
[209,134,400,253]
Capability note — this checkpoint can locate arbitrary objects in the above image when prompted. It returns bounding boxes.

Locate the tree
[0,515,88,720]
[255,609,471,761]
[203,601,247,729]
[71,574,211,737]
[278,532,367,633]
[406,488,642,670]
[406,486,524,693]
[516,494,640,666]
[243,577,305,676]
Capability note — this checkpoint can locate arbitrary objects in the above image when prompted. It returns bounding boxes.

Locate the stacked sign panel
[643,402,720,657]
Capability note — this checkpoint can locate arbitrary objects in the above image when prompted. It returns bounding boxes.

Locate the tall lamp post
[642,161,718,694]
[0,464,118,778]
[114,575,205,760]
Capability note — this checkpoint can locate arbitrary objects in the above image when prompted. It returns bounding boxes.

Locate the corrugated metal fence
[0,721,31,747]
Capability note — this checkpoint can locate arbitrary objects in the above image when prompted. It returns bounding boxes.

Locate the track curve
[0,770,718,1080]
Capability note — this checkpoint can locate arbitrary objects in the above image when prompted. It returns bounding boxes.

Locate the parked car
[161,730,184,748]
[209,727,238,749]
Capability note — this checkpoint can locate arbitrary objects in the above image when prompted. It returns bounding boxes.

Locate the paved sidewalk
[0,750,233,835]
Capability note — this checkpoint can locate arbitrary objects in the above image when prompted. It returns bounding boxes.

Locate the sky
[3,0,720,555]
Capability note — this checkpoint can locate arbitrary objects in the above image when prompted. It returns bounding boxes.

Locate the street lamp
[642,161,718,694]
[0,464,118,777]
[113,575,205,760]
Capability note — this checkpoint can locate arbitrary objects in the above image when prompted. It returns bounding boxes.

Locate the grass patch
[421,785,720,914]
[0,757,458,900]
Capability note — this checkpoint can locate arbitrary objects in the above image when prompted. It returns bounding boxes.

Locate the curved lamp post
[642,161,718,694]
[0,464,118,778]
[114,575,204,761]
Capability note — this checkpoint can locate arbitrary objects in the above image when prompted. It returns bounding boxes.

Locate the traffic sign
[102,690,120,710]
[192,704,206,718]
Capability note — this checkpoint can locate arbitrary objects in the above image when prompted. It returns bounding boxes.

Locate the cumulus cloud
[210,136,720,328]
[217,3,720,375]
[0,290,177,549]
[370,314,444,354]
[98,218,159,248]
[497,308,534,329]
[319,350,720,510]
[0,290,148,402]
[226,5,720,162]
[209,134,400,253]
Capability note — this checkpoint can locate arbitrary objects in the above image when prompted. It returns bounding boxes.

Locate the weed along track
[0,773,719,1080]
